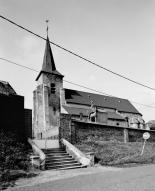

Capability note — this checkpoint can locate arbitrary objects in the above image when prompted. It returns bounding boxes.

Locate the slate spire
[42,36,56,73]
[36,35,63,81]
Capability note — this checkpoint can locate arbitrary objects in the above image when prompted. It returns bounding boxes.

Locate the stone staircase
[42,148,83,170]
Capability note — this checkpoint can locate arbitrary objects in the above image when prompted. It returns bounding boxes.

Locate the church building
[33,35,144,140]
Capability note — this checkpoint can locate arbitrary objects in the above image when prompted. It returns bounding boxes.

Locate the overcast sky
[0,0,155,121]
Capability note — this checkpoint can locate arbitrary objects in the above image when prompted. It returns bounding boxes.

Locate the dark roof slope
[63,106,125,120]
[0,81,16,95]
[63,106,90,116]
[64,89,141,115]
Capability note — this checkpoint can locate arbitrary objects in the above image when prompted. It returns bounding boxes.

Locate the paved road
[10,165,155,191]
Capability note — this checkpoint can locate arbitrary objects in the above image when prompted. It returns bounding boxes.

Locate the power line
[0,15,155,91]
[0,58,38,72]
[1,57,155,109]
[0,57,111,97]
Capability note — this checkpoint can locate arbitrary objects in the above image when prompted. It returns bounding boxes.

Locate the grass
[0,131,33,190]
[76,140,155,167]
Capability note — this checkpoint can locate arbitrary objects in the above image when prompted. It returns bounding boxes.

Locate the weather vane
[46,19,49,36]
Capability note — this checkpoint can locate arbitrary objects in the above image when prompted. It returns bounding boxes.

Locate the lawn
[76,140,155,167]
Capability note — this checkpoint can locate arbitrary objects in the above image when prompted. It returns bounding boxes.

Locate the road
[10,164,155,191]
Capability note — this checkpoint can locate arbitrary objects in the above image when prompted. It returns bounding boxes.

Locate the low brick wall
[60,114,155,143]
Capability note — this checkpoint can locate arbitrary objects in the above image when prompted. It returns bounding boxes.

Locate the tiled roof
[0,81,16,95]
[62,106,125,120]
[64,89,141,115]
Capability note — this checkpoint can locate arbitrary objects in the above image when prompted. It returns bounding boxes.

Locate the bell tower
[33,24,64,140]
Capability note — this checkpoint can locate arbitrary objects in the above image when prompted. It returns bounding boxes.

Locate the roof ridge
[63,88,128,101]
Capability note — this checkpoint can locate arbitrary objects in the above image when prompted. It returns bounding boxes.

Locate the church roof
[64,88,141,115]
[62,105,125,120]
[0,80,16,95]
[62,106,90,116]
[36,36,63,80]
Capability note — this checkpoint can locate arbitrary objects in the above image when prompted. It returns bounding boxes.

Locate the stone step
[46,156,73,161]
[46,157,76,162]
[44,151,67,154]
[46,153,70,157]
[42,148,65,151]
[43,147,83,171]
[46,165,82,170]
[46,160,80,165]
[46,163,82,170]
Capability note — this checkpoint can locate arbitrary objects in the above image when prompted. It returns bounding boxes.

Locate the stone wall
[60,115,155,144]
[128,129,155,142]
[60,114,72,142]
[107,119,127,128]
[73,121,124,143]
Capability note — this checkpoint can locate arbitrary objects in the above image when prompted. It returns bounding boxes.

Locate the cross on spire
[46,19,49,37]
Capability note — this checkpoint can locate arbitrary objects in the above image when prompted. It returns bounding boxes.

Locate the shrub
[0,131,31,183]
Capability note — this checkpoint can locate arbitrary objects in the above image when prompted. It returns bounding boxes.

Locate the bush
[0,131,31,183]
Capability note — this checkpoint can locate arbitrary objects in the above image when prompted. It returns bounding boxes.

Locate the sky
[0,0,155,122]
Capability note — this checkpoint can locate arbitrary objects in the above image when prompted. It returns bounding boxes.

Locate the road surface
[9,164,155,191]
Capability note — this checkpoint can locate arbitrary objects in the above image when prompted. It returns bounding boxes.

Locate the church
[32,34,144,141]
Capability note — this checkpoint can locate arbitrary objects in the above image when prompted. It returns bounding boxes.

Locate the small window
[50,83,55,94]
[53,107,56,115]
[91,116,96,122]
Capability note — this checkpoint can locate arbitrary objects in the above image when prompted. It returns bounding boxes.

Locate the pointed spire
[36,21,63,81]
[41,35,56,73]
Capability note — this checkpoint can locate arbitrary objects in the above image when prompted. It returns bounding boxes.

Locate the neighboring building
[0,80,32,139]
[145,120,155,130]
[33,35,144,140]
[0,80,24,137]
[0,80,16,95]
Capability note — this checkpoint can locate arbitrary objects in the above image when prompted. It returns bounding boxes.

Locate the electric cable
[0,15,155,91]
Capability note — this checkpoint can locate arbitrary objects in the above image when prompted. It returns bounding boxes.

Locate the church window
[53,107,56,115]
[50,83,55,94]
